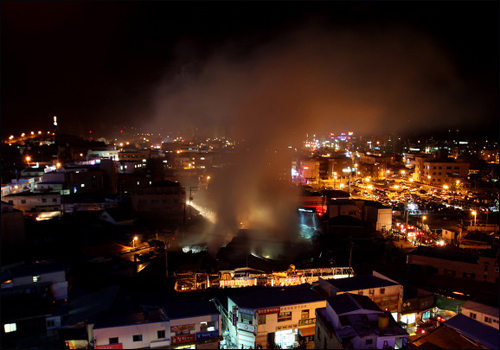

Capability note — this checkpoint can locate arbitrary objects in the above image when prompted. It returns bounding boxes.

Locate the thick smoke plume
[147,20,470,254]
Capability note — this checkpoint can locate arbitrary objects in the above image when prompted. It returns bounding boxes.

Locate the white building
[1,261,68,301]
[90,308,170,349]
[316,271,403,322]
[216,285,326,349]
[2,192,61,215]
[461,300,499,330]
[163,298,222,349]
[315,293,409,349]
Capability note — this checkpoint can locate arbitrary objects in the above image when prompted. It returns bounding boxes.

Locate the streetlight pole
[472,211,477,227]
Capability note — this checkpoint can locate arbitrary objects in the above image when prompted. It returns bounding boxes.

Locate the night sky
[1,2,498,140]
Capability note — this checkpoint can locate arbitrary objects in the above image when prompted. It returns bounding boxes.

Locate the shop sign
[298,318,316,326]
[280,304,307,312]
[196,330,219,341]
[276,324,297,331]
[171,324,195,333]
[237,323,255,333]
[239,308,255,316]
[95,344,123,349]
[256,307,280,315]
[171,334,196,344]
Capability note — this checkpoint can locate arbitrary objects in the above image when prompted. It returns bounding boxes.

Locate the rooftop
[327,292,382,315]
[228,285,325,310]
[322,275,398,292]
[93,308,168,330]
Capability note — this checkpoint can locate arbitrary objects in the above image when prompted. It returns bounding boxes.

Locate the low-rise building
[410,313,499,349]
[214,285,326,349]
[90,308,170,349]
[460,300,499,330]
[327,199,392,232]
[315,293,408,349]
[316,271,403,321]
[406,246,499,284]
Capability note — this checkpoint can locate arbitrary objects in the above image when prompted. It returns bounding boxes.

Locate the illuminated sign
[237,323,255,333]
[280,305,307,312]
[276,324,297,331]
[256,307,280,315]
[171,324,195,333]
[239,308,255,316]
[298,318,316,326]
[171,334,196,344]
[196,330,219,341]
[95,344,123,349]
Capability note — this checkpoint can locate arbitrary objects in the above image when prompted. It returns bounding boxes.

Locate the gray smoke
[146,19,471,254]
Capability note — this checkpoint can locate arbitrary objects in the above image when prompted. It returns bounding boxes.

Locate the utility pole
[348,236,353,275]
[164,231,169,277]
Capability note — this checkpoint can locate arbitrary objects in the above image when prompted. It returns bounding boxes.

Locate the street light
[422,216,427,232]
[472,211,477,227]
[133,236,138,249]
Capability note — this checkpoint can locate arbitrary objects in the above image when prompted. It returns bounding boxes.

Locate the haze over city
[1,2,499,350]
[2,2,498,141]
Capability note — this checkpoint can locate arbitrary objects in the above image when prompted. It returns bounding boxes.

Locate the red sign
[95,344,123,349]
[256,307,280,315]
[171,334,196,344]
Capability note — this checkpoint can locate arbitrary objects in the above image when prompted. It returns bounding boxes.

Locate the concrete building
[406,247,499,284]
[316,271,404,322]
[163,298,222,349]
[460,300,499,330]
[213,285,326,349]
[1,261,69,301]
[327,199,392,232]
[90,308,170,349]
[413,156,469,186]
[314,293,408,349]
[2,192,61,215]
[130,180,185,222]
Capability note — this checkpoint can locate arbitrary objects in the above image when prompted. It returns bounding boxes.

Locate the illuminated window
[33,275,40,283]
[4,323,17,333]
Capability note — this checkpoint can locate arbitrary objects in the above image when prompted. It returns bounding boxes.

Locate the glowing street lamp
[443,184,449,191]
[422,216,427,232]
[472,211,477,227]
[133,236,138,248]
